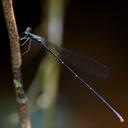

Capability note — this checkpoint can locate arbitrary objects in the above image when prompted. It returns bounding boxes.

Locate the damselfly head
[20,27,32,41]
[24,27,32,35]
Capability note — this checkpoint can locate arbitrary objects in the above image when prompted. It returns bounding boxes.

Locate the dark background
[0,0,128,128]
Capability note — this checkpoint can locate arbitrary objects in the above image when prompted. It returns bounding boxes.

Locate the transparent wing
[46,42,110,78]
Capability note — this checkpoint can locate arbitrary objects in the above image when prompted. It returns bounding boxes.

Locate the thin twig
[2,0,31,128]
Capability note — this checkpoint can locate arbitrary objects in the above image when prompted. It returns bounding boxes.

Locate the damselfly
[20,27,124,122]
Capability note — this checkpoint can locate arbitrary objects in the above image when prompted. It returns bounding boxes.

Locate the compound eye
[24,27,32,35]
[26,27,32,33]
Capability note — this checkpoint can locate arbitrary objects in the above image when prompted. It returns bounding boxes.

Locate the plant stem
[2,0,31,128]
[40,0,65,127]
